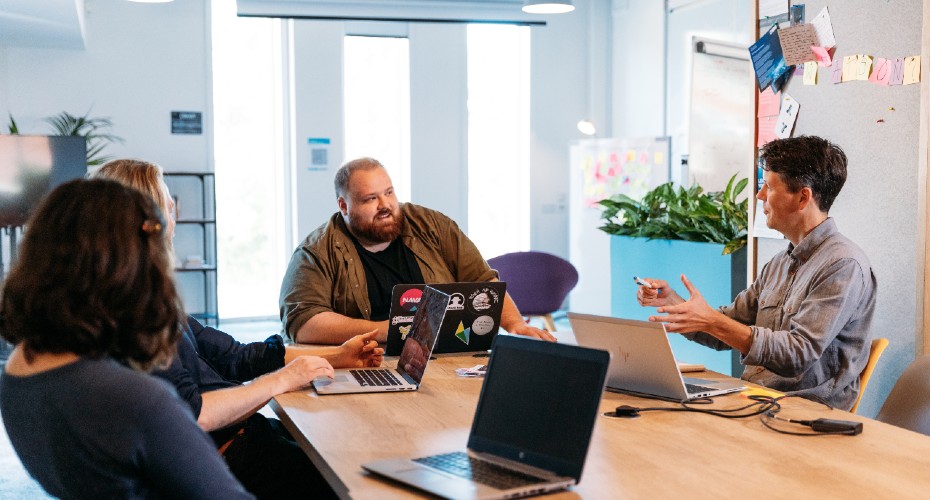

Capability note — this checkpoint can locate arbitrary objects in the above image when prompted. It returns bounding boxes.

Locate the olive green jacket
[279,203,497,341]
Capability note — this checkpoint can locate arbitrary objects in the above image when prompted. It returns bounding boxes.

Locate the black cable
[602,393,861,436]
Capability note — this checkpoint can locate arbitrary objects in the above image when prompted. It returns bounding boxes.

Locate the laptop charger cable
[603,395,863,436]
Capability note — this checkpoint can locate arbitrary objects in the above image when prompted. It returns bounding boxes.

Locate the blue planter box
[609,236,747,376]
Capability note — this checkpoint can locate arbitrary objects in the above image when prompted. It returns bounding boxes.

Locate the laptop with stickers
[386,282,507,356]
[312,286,449,395]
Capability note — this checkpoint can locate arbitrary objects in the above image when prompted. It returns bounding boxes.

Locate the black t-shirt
[353,238,425,320]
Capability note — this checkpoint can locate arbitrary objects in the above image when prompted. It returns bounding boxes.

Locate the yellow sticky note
[803,61,818,85]
[654,151,664,164]
[742,387,785,399]
[842,55,858,82]
[857,55,873,81]
[904,55,921,85]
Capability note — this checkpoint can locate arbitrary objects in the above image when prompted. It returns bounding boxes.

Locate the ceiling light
[522,0,575,14]
[577,120,597,136]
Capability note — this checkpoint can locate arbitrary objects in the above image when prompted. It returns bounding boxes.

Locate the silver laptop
[313,286,449,395]
[568,312,744,400]
[363,334,610,499]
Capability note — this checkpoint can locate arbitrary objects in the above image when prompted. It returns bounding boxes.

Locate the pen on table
[633,276,661,292]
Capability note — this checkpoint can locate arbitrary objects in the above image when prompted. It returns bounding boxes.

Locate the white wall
[0,0,212,172]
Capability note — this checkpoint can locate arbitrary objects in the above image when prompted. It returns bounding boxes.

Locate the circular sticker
[468,287,501,314]
[472,315,495,335]
[399,288,423,312]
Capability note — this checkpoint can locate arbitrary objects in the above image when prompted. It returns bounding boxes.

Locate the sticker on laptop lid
[468,286,501,313]
[472,315,495,335]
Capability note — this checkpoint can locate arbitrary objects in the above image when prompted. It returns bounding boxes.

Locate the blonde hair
[91,159,170,215]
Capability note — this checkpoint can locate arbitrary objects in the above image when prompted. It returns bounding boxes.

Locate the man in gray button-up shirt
[637,136,877,410]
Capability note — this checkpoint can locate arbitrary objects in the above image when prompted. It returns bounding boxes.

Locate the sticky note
[856,55,873,81]
[812,46,832,67]
[742,387,785,399]
[831,58,844,84]
[758,88,781,117]
[803,61,818,85]
[842,55,858,82]
[890,58,905,86]
[905,56,921,85]
[757,116,778,147]
[870,58,890,86]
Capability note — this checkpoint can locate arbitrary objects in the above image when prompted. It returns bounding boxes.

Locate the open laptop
[568,312,744,400]
[363,334,610,499]
[386,282,507,356]
[312,286,449,395]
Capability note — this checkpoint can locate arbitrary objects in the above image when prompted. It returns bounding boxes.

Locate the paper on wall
[774,93,799,139]
[810,6,837,49]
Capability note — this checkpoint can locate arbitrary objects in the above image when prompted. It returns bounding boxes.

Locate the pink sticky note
[890,58,905,85]
[831,58,844,84]
[870,58,890,86]
[757,116,779,147]
[758,88,781,117]
[812,46,833,67]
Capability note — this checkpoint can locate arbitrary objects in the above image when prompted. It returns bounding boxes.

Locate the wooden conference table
[271,353,930,499]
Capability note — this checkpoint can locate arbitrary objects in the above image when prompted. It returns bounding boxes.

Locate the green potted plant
[597,173,749,375]
[5,110,122,166]
[597,173,749,255]
[45,110,122,166]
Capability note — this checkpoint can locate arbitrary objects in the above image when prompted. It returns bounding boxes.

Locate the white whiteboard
[687,37,755,192]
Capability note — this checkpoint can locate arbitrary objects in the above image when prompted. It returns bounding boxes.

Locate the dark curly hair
[0,179,184,371]
[758,136,848,213]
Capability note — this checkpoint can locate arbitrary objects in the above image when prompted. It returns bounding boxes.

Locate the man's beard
[347,207,405,245]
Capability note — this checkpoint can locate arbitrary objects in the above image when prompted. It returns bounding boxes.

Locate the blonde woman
[93,159,382,498]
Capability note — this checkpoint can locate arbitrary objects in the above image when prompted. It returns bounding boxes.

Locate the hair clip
[141,219,163,235]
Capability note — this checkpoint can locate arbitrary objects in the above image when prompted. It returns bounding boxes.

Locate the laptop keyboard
[414,451,546,490]
[350,369,402,387]
[685,383,717,395]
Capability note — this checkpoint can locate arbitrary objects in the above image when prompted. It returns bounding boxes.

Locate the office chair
[487,251,579,332]
[876,355,930,436]
[850,337,889,414]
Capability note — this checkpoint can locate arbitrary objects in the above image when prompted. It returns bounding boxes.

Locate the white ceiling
[0,0,86,49]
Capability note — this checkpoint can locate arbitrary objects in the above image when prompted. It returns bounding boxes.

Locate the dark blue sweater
[0,357,253,499]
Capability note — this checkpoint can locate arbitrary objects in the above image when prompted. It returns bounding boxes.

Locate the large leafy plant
[597,173,749,255]
[44,110,122,166]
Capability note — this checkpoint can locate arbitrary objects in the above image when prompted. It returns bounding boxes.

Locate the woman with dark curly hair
[0,179,253,499]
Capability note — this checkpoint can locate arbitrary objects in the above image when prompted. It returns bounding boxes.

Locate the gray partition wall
[755,0,923,417]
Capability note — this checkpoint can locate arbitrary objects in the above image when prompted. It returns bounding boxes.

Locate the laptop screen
[396,286,449,385]
[468,335,609,481]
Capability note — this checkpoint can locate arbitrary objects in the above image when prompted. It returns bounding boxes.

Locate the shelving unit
[164,172,218,325]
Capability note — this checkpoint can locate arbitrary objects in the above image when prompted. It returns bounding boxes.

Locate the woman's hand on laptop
[636,278,683,307]
[333,330,385,368]
[271,356,335,393]
[508,323,557,342]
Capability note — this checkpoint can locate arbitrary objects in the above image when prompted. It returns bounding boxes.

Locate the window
[344,35,411,201]
[211,0,286,319]
[466,24,531,258]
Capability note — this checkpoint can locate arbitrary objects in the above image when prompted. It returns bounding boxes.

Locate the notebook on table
[363,334,610,499]
[312,286,449,395]
[568,312,745,401]
[386,282,506,356]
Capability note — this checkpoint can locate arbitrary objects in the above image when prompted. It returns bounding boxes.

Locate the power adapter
[809,418,863,435]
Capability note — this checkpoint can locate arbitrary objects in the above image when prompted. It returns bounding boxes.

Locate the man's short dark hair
[758,136,847,212]
[0,179,184,371]
[334,157,384,198]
